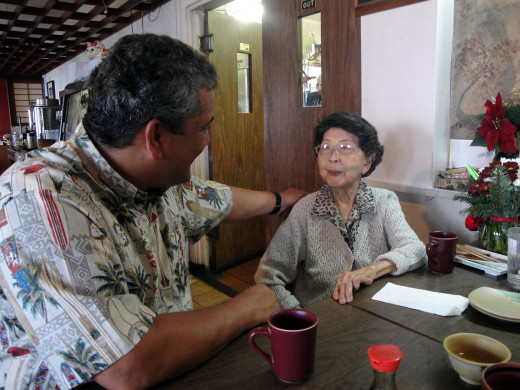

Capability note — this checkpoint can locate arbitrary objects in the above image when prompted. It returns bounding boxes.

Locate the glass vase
[479,217,519,255]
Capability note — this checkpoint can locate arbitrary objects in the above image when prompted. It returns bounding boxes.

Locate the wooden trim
[355,0,428,17]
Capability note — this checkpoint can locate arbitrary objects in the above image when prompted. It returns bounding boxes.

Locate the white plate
[467,297,520,323]
[468,287,520,322]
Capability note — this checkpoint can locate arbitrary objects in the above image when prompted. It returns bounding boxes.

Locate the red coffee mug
[426,231,458,273]
[249,309,318,384]
[482,362,520,390]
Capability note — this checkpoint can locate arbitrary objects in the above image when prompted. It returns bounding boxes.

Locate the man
[0,34,305,389]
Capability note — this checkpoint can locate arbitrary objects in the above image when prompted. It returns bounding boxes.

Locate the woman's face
[317,127,372,191]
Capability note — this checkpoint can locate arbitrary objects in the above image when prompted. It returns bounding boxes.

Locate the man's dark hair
[83,34,219,148]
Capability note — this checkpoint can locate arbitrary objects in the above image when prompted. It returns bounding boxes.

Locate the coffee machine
[33,98,61,143]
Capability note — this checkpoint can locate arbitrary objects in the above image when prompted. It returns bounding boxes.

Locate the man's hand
[278,188,307,213]
[233,284,280,324]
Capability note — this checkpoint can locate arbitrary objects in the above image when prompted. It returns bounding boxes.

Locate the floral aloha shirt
[0,124,232,389]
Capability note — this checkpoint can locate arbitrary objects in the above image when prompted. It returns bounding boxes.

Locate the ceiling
[0,0,171,79]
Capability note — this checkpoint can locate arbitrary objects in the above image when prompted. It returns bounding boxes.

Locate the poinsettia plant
[454,158,520,231]
[470,91,520,156]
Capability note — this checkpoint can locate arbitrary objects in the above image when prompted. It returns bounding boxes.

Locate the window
[236,52,252,113]
[299,12,322,107]
[9,81,43,127]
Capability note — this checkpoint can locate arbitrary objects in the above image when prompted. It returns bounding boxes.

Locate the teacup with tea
[443,333,511,385]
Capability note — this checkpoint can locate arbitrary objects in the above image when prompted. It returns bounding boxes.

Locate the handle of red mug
[426,241,438,258]
[248,327,273,366]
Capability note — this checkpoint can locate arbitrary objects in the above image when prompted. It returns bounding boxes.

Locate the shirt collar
[72,123,164,207]
[311,181,375,217]
[355,181,376,214]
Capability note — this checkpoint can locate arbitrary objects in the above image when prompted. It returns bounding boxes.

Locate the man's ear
[143,119,164,160]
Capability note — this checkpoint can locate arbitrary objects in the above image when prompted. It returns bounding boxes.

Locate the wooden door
[262,0,361,240]
[207,10,266,271]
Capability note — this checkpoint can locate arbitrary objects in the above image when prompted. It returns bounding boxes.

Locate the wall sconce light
[199,34,214,53]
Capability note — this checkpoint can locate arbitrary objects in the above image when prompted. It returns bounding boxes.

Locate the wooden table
[157,300,456,389]
[154,264,519,389]
[351,265,520,359]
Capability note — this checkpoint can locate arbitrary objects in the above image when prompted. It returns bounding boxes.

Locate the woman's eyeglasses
[314,143,359,158]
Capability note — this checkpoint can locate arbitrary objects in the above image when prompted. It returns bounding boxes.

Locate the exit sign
[301,0,316,11]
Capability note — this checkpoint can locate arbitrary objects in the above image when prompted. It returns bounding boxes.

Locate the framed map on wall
[450,0,520,140]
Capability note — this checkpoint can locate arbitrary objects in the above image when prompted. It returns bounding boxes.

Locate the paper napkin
[371,282,469,316]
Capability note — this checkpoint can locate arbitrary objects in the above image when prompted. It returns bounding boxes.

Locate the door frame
[177,0,216,271]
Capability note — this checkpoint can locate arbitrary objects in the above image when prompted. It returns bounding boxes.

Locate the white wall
[361,0,478,243]
[361,0,439,189]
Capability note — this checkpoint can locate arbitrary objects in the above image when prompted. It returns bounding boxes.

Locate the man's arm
[93,284,279,390]
[224,187,307,222]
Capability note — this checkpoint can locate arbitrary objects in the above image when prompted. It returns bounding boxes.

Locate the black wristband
[269,192,282,215]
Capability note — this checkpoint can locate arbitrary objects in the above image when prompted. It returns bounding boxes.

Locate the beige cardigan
[255,186,427,309]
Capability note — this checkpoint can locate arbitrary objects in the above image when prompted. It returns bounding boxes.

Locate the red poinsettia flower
[477,93,517,153]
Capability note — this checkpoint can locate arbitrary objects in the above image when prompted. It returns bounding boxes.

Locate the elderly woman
[255,112,427,309]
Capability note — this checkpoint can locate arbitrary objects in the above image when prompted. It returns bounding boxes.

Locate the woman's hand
[333,260,397,304]
[333,266,377,304]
